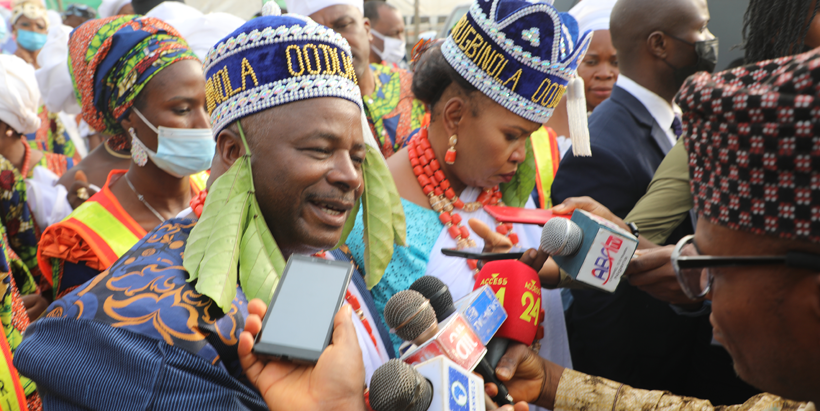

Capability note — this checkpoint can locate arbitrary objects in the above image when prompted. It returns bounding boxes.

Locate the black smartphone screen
[255,255,353,362]
[441,247,525,261]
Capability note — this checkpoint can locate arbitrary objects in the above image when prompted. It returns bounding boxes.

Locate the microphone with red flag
[474,260,542,367]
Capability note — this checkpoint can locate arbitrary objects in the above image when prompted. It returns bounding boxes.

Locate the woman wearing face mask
[346,0,590,392]
[10,0,47,68]
[36,16,212,299]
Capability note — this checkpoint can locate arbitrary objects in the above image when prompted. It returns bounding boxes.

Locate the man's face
[662,0,715,77]
[694,218,820,401]
[248,98,366,256]
[371,6,405,53]
[62,15,89,29]
[310,5,372,79]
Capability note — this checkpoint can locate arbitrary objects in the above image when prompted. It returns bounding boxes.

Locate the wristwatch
[625,222,639,238]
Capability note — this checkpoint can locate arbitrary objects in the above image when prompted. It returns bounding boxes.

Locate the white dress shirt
[616,75,680,147]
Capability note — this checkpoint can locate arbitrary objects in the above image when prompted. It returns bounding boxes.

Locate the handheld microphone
[540,209,638,292]
[474,260,541,368]
[409,276,455,323]
[369,357,485,411]
[388,284,513,405]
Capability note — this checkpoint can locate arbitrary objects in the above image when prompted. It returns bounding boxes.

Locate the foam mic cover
[474,260,540,346]
[410,276,455,323]
[369,359,433,411]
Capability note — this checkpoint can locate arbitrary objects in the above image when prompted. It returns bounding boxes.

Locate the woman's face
[121,59,210,152]
[444,92,540,189]
[577,29,618,111]
[13,15,47,37]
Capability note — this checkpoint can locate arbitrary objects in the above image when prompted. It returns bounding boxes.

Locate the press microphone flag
[541,209,638,292]
[473,260,541,346]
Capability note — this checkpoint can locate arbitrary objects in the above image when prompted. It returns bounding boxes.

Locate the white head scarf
[35,24,80,115]
[0,54,41,134]
[98,0,132,18]
[145,2,245,61]
[10,0,47,26]
[568,0,617,33]
[284,0,363,16]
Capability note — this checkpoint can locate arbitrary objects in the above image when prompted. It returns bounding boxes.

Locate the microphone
[474,260,541,368]
[409,276,455,323]
[387,286,513,405]
[540,209,638,292]
[369,357,485,411]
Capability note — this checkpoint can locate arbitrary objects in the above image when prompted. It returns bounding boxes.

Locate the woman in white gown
[347,0,594,401]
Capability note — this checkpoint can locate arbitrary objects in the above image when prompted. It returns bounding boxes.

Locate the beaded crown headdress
[203,9,362,137]
[441,0,592,126]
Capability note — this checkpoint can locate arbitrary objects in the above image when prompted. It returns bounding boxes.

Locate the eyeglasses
[671,234,820,300]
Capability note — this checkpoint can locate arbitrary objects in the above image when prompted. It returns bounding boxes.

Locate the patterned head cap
[68,15,199,136]
[441,0,592,124]
[679,50,820,243]
[203,12,362,138]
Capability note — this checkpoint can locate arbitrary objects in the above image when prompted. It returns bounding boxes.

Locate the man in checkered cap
[484,48,820,410]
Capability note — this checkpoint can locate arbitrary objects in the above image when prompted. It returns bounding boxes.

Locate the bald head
[610,0,709,60]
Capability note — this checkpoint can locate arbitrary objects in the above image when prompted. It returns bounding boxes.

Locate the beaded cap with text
[203,9,362,137]
[679,49,820,243]
[441,0,592,124]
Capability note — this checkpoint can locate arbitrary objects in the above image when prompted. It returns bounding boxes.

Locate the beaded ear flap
[128,127,149,167]
[445,134,457,165]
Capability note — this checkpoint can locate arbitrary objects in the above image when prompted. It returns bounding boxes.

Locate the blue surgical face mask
[131,107,215,178]
[16,29,47,52]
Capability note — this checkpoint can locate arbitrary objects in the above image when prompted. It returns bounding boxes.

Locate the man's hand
[485,343,564,409]
[66,170,98,209]
[238,299,365,411]
[625,246,703,307]
[470,219,513,254]
[551,197,628,231]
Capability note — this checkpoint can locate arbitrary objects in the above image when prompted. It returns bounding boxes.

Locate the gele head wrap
[441,0,592,125]
[67,15,199,136]
[203,8,362,138]
[680,48,820,243]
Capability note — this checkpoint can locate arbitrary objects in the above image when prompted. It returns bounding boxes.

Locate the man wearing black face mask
[550,0,758,404]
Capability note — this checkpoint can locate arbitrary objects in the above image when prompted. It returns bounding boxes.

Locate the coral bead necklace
[409,128,519,272]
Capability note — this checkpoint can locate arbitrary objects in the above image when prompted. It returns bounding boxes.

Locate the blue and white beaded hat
[442,0,592,126]
[203,6,362,137]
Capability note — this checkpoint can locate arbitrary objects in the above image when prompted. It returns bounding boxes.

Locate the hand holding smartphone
[253,255,354,364]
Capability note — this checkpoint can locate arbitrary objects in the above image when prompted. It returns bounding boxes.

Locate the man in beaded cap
[486,45,820,411]
[13,8,404,410]
[286,0,427,158]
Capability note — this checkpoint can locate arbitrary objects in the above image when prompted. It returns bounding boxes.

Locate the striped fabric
[14,317,267,411]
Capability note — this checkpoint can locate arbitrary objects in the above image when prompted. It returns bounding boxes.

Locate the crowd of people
[0,0,816,409]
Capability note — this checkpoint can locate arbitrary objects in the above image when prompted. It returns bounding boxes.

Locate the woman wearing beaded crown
[35,16,211,299]
[346,0,591,382]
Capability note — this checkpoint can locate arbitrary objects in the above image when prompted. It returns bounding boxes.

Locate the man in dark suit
[551,0,758,404]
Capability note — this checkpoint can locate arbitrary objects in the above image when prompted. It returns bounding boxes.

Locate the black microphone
[398,278,514,406]
[369,359,433,411]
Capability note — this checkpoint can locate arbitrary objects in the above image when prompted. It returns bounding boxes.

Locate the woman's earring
[445,134,458,165]
[4,128,12,137]
[128,127,148,167]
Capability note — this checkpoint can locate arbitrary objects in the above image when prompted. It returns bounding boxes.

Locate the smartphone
[441,247,525,260]
[253,254,354,364]
[483,205,571,225]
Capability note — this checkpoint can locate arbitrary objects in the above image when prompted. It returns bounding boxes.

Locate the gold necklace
[104,140,131,159]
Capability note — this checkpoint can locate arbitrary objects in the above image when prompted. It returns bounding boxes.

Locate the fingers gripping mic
[369,359,433,411]
[410,276,455,323]
[540,217,584,256]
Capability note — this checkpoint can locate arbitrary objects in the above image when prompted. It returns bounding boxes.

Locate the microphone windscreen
[540,217,583,256]
[369,359,433,411]
[409,276,455,323]
[474,260,540,345]
[384,290,437,342]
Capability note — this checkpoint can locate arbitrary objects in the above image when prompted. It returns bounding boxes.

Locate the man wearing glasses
[61,4,96,28]
[484,41,820,409]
